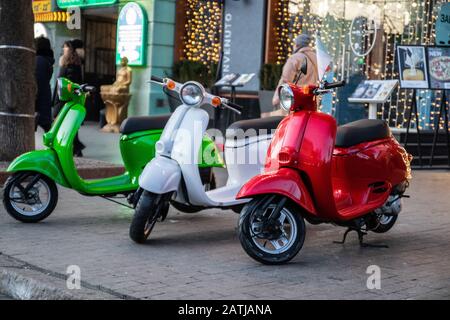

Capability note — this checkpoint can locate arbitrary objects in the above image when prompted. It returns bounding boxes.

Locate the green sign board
[116,2,147,66]
[56,0,117,9]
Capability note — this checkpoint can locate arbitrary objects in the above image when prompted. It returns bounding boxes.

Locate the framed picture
[426,46,450,90]
[397,45,429,89]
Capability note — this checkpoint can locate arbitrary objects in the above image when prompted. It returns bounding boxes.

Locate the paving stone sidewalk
[0,170,450,300]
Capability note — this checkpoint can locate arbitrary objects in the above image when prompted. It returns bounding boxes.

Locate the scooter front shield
[138,156,181,194]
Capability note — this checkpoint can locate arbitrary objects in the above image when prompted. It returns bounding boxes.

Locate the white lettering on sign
[223,13,232,74]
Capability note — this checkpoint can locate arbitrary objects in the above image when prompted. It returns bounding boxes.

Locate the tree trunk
[0,0,36,161]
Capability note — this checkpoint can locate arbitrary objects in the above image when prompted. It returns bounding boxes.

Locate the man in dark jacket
[35,36,55,132]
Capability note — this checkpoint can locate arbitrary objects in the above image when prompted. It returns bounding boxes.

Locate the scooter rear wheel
[129,191,164,243]
[238,198,306,265]
[2,172,58,223]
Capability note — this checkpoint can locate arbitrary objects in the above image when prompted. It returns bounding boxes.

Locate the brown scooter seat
[335,119,391,148]
[120,115,171,134]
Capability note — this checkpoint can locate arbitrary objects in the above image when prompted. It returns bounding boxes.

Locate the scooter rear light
[278,147,298,167]
[278,152,291,164]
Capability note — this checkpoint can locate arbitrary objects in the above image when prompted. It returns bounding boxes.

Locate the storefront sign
[56,0,117,9]
[436,3,450,46]
[116,2,147,66]
[33,0,52,14]
[221,0,266,92]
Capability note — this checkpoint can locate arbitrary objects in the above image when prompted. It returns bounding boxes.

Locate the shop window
[269,0,448,130]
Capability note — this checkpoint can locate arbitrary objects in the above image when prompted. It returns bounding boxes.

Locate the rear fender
[7,149,70,187]
[237,168,316,215]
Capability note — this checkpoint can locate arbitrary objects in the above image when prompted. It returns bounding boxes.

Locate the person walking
[57,40,85,157]
[271,34,319,115]
[35,36,55,132]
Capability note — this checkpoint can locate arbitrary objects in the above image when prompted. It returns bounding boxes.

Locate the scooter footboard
[236,168,316,215]
[139,157,181,194]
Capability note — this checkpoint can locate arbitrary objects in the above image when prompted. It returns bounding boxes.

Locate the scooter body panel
[171,107,219,206]
[120,130,163,185]
[331,137,410,220]
[236,167,316,215]
[139,156,181,194]
[7,149,70,188]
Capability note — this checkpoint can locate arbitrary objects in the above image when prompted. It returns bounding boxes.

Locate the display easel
[396,44,450,169]
[404,89,424,167]
[429,90,450,167]
[348,80,399,120]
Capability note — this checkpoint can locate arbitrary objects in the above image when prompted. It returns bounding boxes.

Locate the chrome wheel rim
[250,205,298,254]
[9,177,51,216]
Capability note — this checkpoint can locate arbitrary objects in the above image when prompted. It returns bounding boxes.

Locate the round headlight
[279,85,294,111]
[180,82,204,106]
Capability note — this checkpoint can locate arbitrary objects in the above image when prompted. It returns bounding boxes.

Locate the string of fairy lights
[272,0,448,130]
[179,0,448,130]
[182,0,222,64]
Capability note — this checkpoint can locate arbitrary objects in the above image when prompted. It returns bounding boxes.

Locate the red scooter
[236,68,412,265]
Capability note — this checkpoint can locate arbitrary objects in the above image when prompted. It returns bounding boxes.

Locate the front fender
[139,156,181,194]
[236,168,316,215]
[7,149,70,188]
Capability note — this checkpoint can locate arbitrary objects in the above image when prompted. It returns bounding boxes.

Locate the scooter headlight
[180,82,205,106]
[279,84,294,111]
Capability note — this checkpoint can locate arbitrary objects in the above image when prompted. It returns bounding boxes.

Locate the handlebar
[151,75,164,83]
[226,101,243,113]
[323,80,346,89]
[79,84,97,94]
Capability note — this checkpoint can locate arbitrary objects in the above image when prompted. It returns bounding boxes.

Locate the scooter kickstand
[357,230,389,249]
[333,228,389,248]
[333,227,353,244]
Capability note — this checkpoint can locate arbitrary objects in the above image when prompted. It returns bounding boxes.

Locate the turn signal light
[211,97,222,107]
[166,80,176,90]
[301,85,311,95]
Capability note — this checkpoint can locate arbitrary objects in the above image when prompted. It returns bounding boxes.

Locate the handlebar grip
[151,75,164,83]
[324,80,346,89]
[81,85,97,93]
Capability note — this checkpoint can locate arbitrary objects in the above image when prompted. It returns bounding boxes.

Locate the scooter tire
[2,172,58,223]
[129,191,160,243]
[238,199,306,265]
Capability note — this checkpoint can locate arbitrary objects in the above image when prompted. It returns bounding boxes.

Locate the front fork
[252,194,287,226]
[9,172,42,198]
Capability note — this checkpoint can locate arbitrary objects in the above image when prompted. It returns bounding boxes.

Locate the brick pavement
[0,170,449,300]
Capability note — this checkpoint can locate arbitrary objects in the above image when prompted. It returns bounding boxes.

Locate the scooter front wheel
[238,197,306,265]
[129,191,165,243]
[2,172,58,223]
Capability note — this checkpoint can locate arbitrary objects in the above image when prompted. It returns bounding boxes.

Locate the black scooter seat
[335,119,391,148]
[226,116,284,139]
[120,115,171,134]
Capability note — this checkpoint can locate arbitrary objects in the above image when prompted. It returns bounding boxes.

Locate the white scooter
[129,76,283,243]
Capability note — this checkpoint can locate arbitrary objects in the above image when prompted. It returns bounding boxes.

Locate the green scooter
[2,78,223,223]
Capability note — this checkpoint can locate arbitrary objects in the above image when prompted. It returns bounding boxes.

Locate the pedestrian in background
[269,34,319,116]
[57,40,85,157]
[35,36,55,132]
